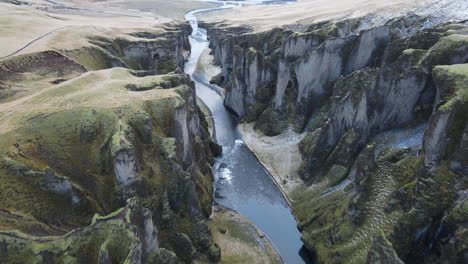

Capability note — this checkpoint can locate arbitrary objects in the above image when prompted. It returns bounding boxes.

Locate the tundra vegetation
[0,0,467,263]
[0,1,265,263]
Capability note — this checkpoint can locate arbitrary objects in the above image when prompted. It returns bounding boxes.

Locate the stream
[184,2,312,264]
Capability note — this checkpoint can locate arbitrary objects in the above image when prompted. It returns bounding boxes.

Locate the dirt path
[0,0,162,60]
[0,26,71,60]
[0,0,155,60]
[41,0,152,18]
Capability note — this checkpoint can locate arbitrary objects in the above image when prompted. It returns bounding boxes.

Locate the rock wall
[0,24,221,264]
[204,14,468,263]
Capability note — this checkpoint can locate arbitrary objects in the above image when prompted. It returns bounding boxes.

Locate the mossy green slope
[0,59,218,264]
[0,200,143,264]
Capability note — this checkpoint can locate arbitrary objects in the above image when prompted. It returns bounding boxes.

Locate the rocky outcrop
[0,199,159,264]
[1,158,82,205]
[112,25,191,73]
[0,23,221,264]
[367,233,405,264]
[389,64,468,263]
[204,13,468,264]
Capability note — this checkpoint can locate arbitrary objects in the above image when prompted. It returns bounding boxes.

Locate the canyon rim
[0,0,467,263]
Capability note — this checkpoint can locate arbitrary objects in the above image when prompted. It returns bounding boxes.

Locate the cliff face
[0,20,222,263]
[204,14,467,263]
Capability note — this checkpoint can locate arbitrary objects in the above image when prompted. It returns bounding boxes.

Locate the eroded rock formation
[204,13,467,263]
[0,16,221,264]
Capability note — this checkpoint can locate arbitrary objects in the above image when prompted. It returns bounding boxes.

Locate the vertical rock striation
[0,23,221,264]
[203,13,468,263]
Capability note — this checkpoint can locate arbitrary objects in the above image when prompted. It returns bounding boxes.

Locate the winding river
[184,2,312,264]
[37,0,309,262]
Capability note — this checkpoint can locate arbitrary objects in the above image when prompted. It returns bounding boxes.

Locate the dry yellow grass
[201,0,466,32]
[0,1,203,137]
[31,0,214,19]
[0,67,186,134]
[0,2,180,58]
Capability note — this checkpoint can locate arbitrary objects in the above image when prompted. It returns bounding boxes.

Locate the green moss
[207,242,221,262]
[247,47,257,54]
[143,96,182,136]
[147,248,178,264]
[401,180,416,194]
[171,232,196,263]
[0,108,125,232]
[160,138,177,159]
[254,107,288,136]
[390,160,458,259]
[433,64,468,112]
[402,48,426,55]
[367,232,404,264]
[298,191,356,263]
[289,21,335,40]
[0,206,139,264]
[245,47,259,65]
[442,63,468,76]
[393,156,419,185]
[296,137,423,263]
[424,34,468,66]
[326,164,348,187]
[91,207,125,225]
[125,77,164,91]
[207,206,281,263]
[0,22,217,263]
[125,110,152,143]
[446,199,468,224]
[377,147,408,163]
[209,214,256,246]
[64,46,120,71]
[195,169,213,217]
[111,126,133,157]
[443,34,468,43]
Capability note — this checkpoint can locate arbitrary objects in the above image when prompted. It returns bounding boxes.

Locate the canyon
[201,0,468,262]
[0,0,466,263]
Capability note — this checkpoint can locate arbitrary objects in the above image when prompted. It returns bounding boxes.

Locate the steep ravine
[203,10,468,264]
[0,2,306,262]
[0,1,466,263]
[185,3,313,264]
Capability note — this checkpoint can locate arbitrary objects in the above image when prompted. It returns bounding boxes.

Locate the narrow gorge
[0,0,466,263]
[184,4,311,264]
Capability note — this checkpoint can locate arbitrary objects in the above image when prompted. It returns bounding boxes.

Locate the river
[184,2,312,264]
